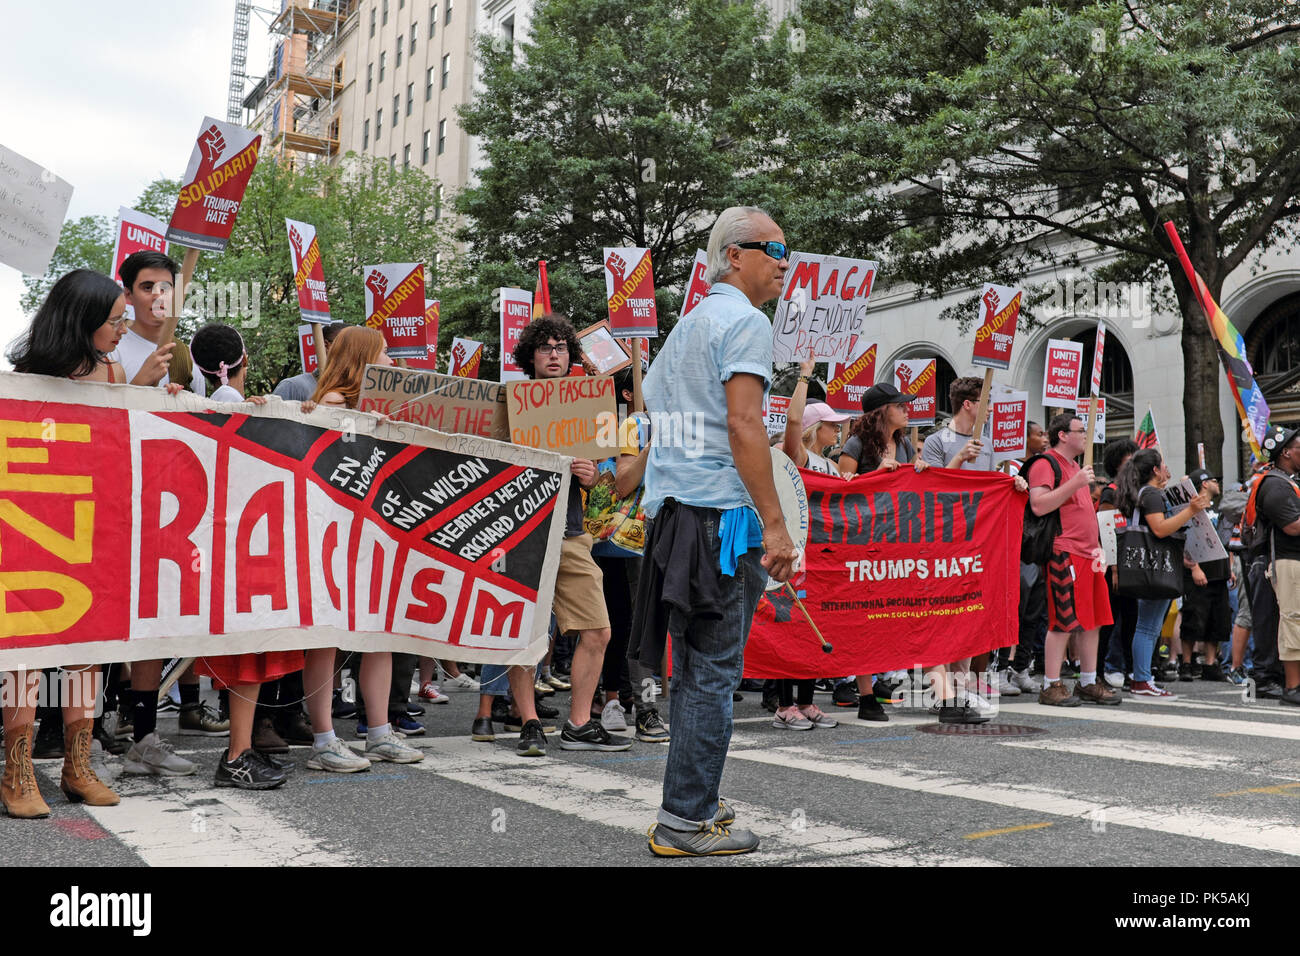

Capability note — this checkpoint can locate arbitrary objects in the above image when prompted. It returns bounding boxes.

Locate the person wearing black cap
[1177,468,1230,681]
[837,383,930,477]
[1249,425,1300,705]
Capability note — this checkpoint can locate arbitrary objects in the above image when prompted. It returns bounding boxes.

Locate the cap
[861,383,912,414]
[1261,423,1299,463]
[802,402,850,430]
[1188,467,1216,491]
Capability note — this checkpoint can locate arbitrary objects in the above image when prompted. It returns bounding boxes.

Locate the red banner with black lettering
[0,373,569,669]
[745,467,1023,678]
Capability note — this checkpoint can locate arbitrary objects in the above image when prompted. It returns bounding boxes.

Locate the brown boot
[60,717,120,806]
[2,724,51,818]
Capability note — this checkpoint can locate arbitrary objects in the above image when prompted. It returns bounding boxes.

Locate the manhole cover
[918,722,1047,737]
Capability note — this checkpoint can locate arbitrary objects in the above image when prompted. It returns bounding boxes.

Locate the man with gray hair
[634,205,798,857]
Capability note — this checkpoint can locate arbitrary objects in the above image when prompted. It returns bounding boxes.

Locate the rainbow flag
[1134,407,1159,450]
[1162,222,1270,459]
[532,260,552,319]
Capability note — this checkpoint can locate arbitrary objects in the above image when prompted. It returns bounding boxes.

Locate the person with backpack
[1245,425,1300,705]
[1111,449,1211,698]
[1024,413,1121,706]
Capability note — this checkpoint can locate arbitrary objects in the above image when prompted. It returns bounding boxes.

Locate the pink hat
[802,402,850,430]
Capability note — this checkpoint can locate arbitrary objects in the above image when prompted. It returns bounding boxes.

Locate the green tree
[768,0,1300,474]
[452,0,789,362]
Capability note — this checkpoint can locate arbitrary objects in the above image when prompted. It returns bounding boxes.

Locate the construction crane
[227,1,251,123]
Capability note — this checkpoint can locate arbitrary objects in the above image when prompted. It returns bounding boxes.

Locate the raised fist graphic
[201,125,227,164]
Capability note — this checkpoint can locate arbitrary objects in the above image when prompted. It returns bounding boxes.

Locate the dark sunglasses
[734,240,789,261]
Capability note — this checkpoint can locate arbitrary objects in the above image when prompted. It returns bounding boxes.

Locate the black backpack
[1020,452,1063,565]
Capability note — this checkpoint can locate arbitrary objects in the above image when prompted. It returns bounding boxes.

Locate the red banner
[744,467,1022,678]
[0,374,570,669]
[166,117,261,253]
[825,341,877,414]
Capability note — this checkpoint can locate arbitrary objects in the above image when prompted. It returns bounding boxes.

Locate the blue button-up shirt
[642,282,773,517]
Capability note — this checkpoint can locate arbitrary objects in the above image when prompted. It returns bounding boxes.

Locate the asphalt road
[6,676,1300,867]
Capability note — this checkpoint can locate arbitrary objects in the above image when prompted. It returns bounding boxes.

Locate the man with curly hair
[512,314,630,752]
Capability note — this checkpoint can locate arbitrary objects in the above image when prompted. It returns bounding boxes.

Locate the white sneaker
[306,737,371,773]
[442,673,480,692]
[994,670,1022,697]
[957,689,998,716]
[600,699,629,733]
[365,732,424,763]
[1103,671,1125,689]
[122,731,198,776]
[1009,669,1042,695]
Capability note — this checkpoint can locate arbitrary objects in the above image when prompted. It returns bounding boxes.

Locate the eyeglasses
[1068,428,1087,434]
[536,343,569,355]
[107,316,127,331]
[734,240,789,261]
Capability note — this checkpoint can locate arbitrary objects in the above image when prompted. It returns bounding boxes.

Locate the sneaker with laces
[178,701,230,737]
[517,719,547,757]
[635,706,670,743]
[504,713,557,733]
[873,679,905,704]
[306,736,371,773]
[994,670,1022,697]
[365,732,424,763]
[1072,681,1121,705]
[392,714,426,736]
[1103,671,1125,689]
[1200,664,1226,682]
[1037,681,1082,708]
[1226,666,1248,685]
[470,717,495,742]
[648,822,759,857]
[715,798,735,826]
[535,679,556,697]
[123,731,198,776]
[1178,661,1194,682]
[938,702,991,724]
[772,706,814,730]
[558,720,632,751]
[798,704,838,728]
[858,694,888,722]
[442,672,481,692]
[1010,669,1042,694]
[419,681,450,703]
[542,673,571,692]
[1128,680,1176,699]
[831,683,858,707]
[534,695,560,720]
[600,699,629,733]
[215,749,287,789]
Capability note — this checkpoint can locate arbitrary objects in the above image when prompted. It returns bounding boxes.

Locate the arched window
[1248,291,1300,377]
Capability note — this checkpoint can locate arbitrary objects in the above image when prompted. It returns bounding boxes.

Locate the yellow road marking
[1215,782,1300,797]
[963,822,1054,840]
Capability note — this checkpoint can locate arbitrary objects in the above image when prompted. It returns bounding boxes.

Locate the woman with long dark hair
[2,270,156,817]
[1112,449,1210,698]
[838,384,929,476]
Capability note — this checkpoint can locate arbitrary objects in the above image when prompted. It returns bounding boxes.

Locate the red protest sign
[111,207,168,281]
[286,218,331,324]
[680,248,710,318]
[449,337,483,378]
[166,117,261,253]
[1089,321,1106,396]
[744,468,1022,677]
[971,282,1022,370]
[404,300,440,370]
[604,247,658,338]
[764,395,792,434]
[1041,338,1084,407]
[499,287,532,381]
[297,324,320,375]
[894,359,937,426]
[826,341,878,414]
[364,263,427,360]
[991,390,1029,463]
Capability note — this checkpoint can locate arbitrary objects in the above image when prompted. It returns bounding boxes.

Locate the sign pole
[970,367,996,443]
[910,425,919,449]
[162,247,201,346]
[1083,394,1099,468]
[631,339,644,413]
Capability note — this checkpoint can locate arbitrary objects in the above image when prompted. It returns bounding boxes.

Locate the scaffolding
[259,0,356,162]
[228,1,252,123]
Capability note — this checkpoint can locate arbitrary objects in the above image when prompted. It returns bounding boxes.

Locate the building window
[410,23,417,53]
[382,0,388,26]
[437,118,446,155]
[406,83,413,115]
[426,66,434,100]
[445,0,452,24]
[434,184,443,220]
[376,108,382,131]
[367,62,373,92]
[422,129,430,164]
[399,0,404,8]
[396,42,402,67]
[379,51,385,82]
[429,5,436,37]
[369,7,375,36]
[390,154,396,169]
[441,53,449,90]
[403,144,411,168]
[363,119,370,149]
[392,95,399,126]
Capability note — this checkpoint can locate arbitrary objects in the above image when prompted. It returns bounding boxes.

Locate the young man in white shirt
[114,250,205,394]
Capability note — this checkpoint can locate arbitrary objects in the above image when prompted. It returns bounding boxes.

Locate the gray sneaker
[306,736,371,773]
[122,731,198,776]
[648,822,760,857]
[1009,669,1042,695]
[994,670,1022,697]
[364,731,424,763]
[600,699,629,733]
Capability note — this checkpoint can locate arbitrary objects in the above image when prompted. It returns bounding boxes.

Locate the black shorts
[1181,574,1231,645]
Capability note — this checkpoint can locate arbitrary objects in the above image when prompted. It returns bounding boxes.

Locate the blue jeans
[1132,598,1171,682]
[658,508,765,830]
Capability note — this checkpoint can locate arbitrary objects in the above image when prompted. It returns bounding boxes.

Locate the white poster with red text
[1042,339,1084,408]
